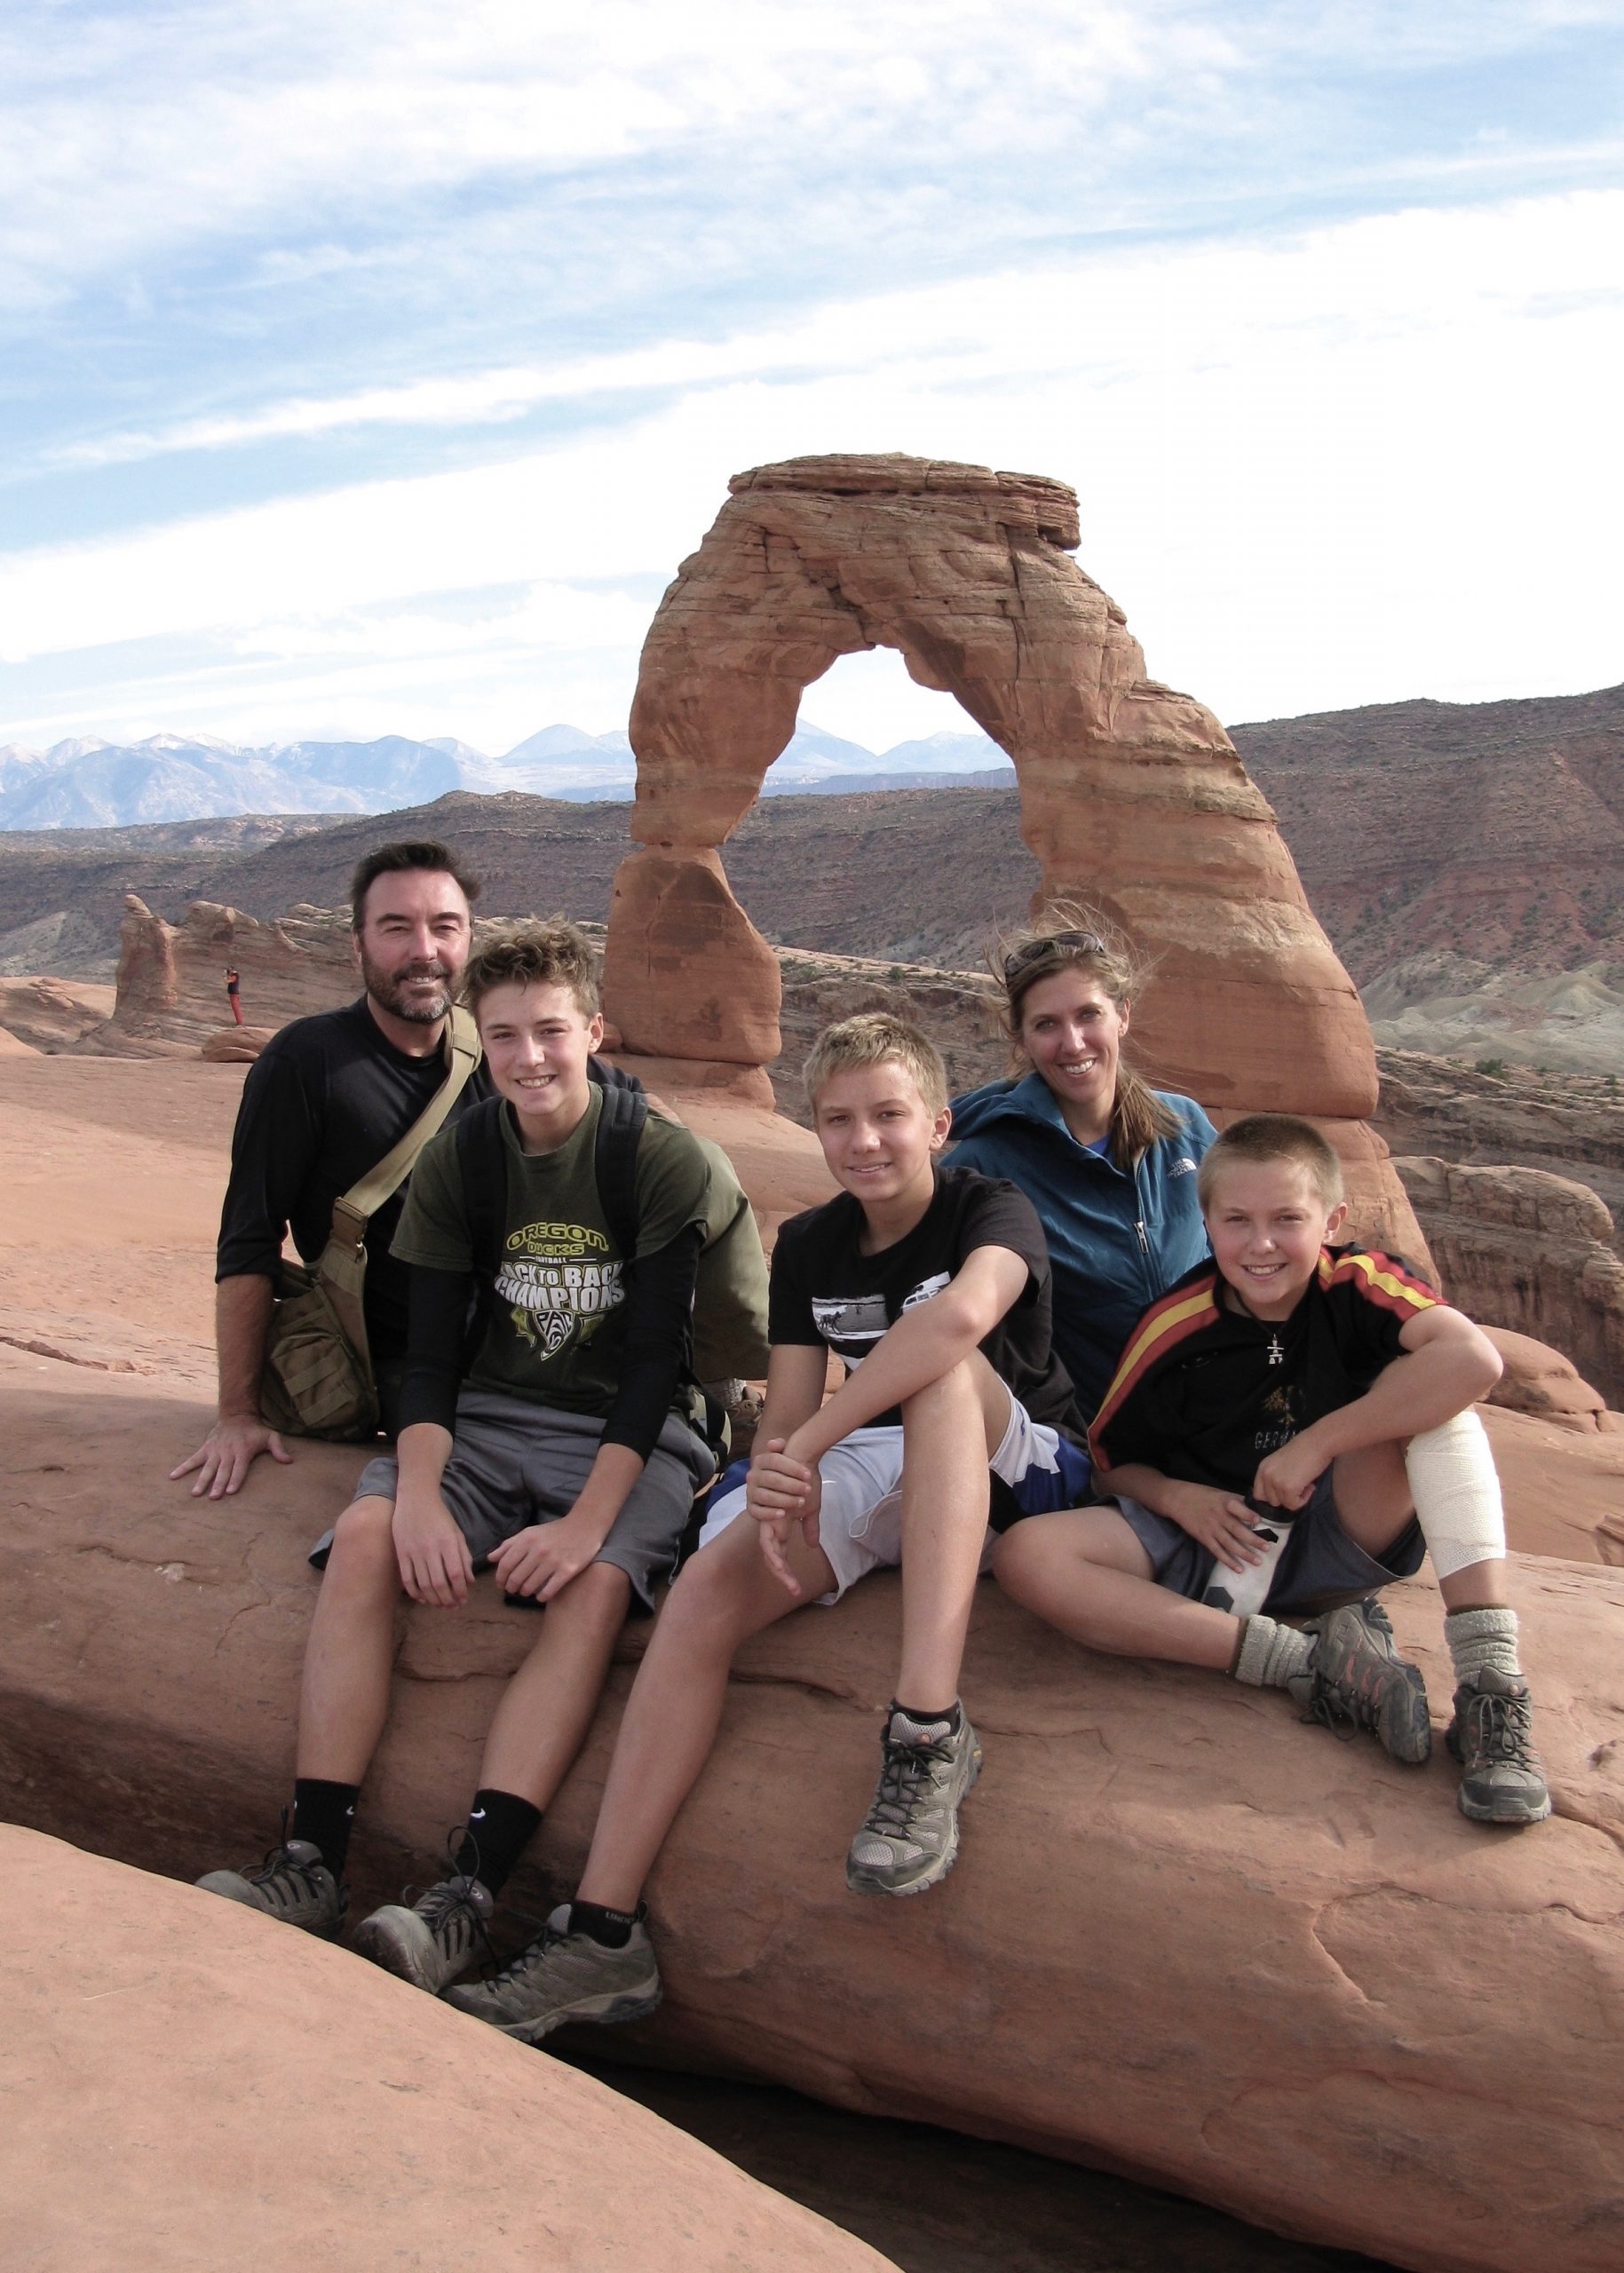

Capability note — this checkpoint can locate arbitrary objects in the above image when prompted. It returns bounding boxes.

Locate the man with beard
[172,841,487,1499]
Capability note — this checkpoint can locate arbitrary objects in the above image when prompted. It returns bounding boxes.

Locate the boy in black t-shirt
[443,1014,1089,2047]
[994,1113,1550,1826]
[195,923,732,1984]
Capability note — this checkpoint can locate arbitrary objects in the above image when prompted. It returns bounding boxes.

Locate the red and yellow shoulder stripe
[1089,1271,1222,1460]
[1316,1247,1438,1321]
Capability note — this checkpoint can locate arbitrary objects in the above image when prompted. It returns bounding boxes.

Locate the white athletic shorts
[695,1388,1089,1604]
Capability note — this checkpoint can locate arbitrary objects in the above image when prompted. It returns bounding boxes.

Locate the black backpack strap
[592,1081,648,1261]
[588,1052,646,1096]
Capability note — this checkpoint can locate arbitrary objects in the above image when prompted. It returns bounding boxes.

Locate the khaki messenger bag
[259,1006,481,1441]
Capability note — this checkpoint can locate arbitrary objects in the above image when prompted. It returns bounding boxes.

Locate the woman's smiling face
[1017,965,1129,1138]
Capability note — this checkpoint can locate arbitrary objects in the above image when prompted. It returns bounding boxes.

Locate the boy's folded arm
[788,1243,1030,1465]
[753,1342,834,1453]
[1277,1303,1504,1474]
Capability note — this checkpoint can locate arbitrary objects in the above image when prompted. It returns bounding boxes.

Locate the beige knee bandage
[1405,1410,1507,1580]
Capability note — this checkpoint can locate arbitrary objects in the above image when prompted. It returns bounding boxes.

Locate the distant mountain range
[0,722,1012,831]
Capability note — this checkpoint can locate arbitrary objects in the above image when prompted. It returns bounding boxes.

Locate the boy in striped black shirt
[993,1113,1549,1824]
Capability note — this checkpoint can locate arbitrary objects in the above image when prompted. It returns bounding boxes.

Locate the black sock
[567,1897,643,1949]
[455,1788,543,1896]
[891,1698,962,1736]
[291,1778,360,1876]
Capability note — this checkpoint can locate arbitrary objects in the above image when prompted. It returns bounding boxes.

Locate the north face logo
[1169,1156,1199,1176]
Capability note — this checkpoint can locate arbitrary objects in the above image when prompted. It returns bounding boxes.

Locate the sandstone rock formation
[1374,1047,1624,1237]
[0,975,115,1052]
[0,1024,39,1057]
[200,1024,273,1061]
[1396,1156,1624,1409]
[4,1368,1621,2273]
[601,453,1418,1254]
[1482,1326,1616,1434]
[99,893,357,1052]
[1,1824,897,2273]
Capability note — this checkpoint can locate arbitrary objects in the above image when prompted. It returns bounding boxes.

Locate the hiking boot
[1446,1669,1551,1826]
[1291,1601,1432,1763]
[195,1839,347,1937]
[845,1707,982,1897]
[353,1873,495,1993]
[443,1905,661,2043]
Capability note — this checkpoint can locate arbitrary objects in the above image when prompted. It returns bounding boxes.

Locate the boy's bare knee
[554,1557,633,1628]
[664,1535,764,1643]
[324,1494,398,1581]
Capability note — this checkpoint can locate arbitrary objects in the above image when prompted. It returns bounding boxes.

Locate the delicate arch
[604,452,1374,1120]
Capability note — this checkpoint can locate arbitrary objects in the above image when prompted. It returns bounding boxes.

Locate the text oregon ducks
[495,1219,622,1358]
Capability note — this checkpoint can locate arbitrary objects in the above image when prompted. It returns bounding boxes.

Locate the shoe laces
[247,1842,329,1912]
[1301,1686,1368,1744]
[863,1730,952,1836]
[414,1879,495,1965]
[1460,1681,1537,1765]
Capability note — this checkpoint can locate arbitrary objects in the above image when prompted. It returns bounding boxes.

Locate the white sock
[1445,1606,1523,1687]
[1233,1615,1313,1689]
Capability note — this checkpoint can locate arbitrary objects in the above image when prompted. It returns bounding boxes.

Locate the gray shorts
[1113,1472,1425,1620]
[329,1389,715,1612]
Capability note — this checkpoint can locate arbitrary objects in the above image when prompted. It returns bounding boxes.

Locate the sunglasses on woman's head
[1002,930,1107,981]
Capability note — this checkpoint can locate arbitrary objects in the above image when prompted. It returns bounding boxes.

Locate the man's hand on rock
[170,1414,293,1499]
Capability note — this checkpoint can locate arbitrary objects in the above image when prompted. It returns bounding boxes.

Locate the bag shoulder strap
[592,1081,648,1260]
[329,1003,481,1247]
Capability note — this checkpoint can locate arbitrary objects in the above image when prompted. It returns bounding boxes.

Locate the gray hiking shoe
[1446,1669,1551,1826]
[353,1873,495,1993]
[1291,1600,1431,1763]
[443,1904,661,2043]
[845,1706,983,1897]
[195,1839,347,1937]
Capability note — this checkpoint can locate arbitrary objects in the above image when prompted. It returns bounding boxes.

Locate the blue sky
[3,1,1622,755]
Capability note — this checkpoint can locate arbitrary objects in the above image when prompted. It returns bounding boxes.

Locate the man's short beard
[360,948,453,1025]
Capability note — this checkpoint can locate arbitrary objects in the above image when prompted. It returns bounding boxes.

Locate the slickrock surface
[612,455,1374,1121]
[2,1370,1620,2273]
[0,1823,898,2273]
[3,1055,1622,2271]
[1480,1404,1624,1564]
[1396,1156,1624,1409]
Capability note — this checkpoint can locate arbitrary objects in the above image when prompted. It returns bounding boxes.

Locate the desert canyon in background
[4,456,1621,2273]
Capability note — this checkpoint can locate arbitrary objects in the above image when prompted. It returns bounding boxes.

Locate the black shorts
[1112,1472,1425,1620]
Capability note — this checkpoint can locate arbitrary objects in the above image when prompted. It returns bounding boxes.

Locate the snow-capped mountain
[0,721,1010,829]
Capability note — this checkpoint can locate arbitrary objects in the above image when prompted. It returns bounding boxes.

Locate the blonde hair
[462,918,600,1022]
[1196,1113,1345,1210]
[803,1013,948,1116]
[989,900,1177,1165]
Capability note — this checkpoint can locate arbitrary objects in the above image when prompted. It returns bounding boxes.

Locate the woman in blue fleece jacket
[949,911,1216,1423]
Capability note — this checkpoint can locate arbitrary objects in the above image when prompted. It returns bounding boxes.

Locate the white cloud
[4,186,1621,745]
[1,0,1208,303]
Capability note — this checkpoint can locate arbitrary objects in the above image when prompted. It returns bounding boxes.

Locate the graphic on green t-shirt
[496,1217,624,1357]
